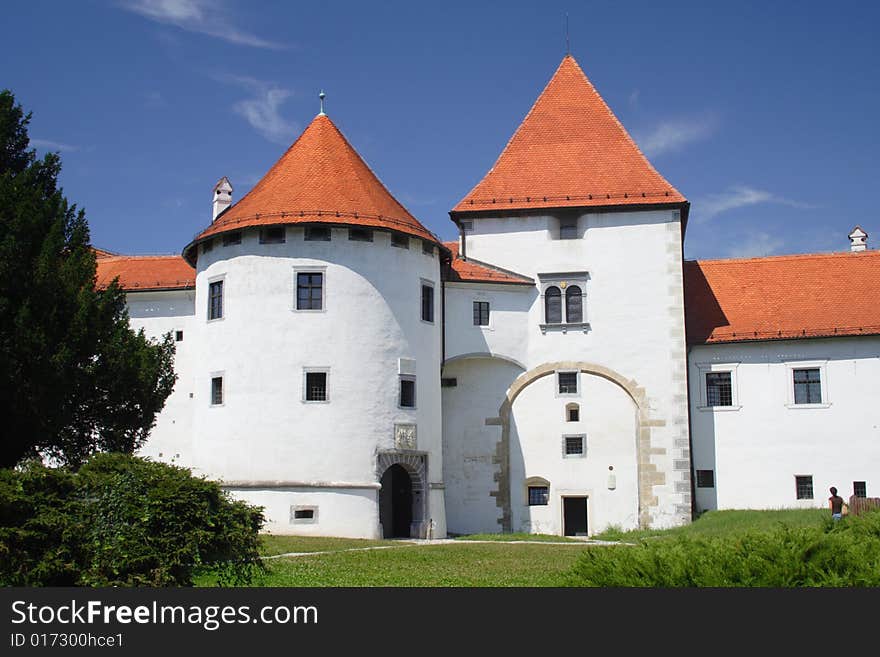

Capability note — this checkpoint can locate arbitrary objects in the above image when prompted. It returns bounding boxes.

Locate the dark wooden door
[563,497,588,536]
[380,464,413,538]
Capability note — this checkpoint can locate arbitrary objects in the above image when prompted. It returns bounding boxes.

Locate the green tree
[0,90,177,468]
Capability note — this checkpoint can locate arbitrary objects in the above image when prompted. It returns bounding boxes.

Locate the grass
[453,532,581,542]
[198,542,594,587]
[592,508,828,542]
[258,534,407,556]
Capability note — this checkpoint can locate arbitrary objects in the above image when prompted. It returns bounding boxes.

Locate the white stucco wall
[689,336,880,512]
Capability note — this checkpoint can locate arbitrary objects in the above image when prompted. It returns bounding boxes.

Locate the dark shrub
[566,511,880,587]
[0,454,264,586]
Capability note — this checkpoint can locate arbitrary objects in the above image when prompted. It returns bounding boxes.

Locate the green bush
[566,511,880,587]
[0,454,265,586]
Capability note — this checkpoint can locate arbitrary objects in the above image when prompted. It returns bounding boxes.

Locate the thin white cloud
[636,115,717,157]
[30,139,79,153]
[216,75,299,145]
[628,89,640,108]
[726,231,785,258]
[696,185,815,222]
[120,0,286,50]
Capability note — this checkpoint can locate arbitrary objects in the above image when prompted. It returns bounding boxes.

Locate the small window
[853,481,867,498]
[290,506,318,524]
[706,372,733,407]
[421,284,434,323]
[391,233,409,249]
[565,285,582,323]
[222,231,242,246]
[259,226,285,244]
[422,241,434,256]
[294,509,314,520]
[202,239,214,254]
[305,372,327,402]
[793,368,821,404]
[473,301,490,326]
[696,470,715,488]
[795,475,814,500]
[208,280,223,320]
[460,220,473,232]
[399,377,416,408]
[545,286,562,324]
[566,403,579,422]
[564,435,585,457]
[441,377,457,388]
[349,227,373,242]
[304,226,331,241]
[296,272,323,310]
[211,376,223,406]
[528,486,549,506]
[558,371,578,395]
[175,330,184,342]
[559,216,578,239]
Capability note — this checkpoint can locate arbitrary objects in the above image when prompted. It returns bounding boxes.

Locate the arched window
[545,286,562,324]
[565,402,580,422]
[566,285,582,323]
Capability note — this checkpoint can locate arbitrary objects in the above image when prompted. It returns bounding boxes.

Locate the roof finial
[318,90,326,116]
[565,13,570,55]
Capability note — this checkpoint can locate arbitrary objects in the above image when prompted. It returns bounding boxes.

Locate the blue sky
[4,0,878,260]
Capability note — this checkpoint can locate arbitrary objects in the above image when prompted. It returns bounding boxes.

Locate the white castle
[96,55,879,538]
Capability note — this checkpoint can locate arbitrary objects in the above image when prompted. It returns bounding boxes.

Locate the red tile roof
[96,255,195,291]
[185,114,438,264]
[442,241,534,285]
[92,247,117,259]
[452,55,686,216]
[685,251,880,344]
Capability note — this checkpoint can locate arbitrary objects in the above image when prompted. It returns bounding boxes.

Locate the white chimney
[212,176,233,221]
[849,226,867,252]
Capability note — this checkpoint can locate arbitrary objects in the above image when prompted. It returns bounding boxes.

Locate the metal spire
[565,13,570,55]
[318,90,326,116]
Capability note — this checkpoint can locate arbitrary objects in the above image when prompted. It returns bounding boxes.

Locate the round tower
[182,109,447,539]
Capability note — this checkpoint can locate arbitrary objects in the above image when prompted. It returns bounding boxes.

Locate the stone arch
[491,361,665,531]
[377,451,427,537]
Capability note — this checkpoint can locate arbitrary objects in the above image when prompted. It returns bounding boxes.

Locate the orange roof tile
[442,241,534,285]
[684,250,880,344]
[452,55,686,216]
[92,247,117,259]
[97,255,195,292]
[185,114,437,264]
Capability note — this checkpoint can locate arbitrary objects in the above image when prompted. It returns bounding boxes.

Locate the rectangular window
[567,405,579,422]
[558,371,578,395]
[222,231,242,246]
[296,272,323,310]
[528,486,549,506]
[421,284,434,323]
[696,470,715,488]
[853,481,867,498]
[175,330,184,342]
[422,241,434,256]
[211,376,223,406]
[559,217,578,239]
[259,226,286,244]
[795,475,814,500]
[441,377,457,388]
[473,301,490,326]
[706,372,733,407]
[348,227,373,242]
[399,377,416,408]
[793,368,822,404]
[305,372,327,402]
[564,436,585,456]
[391,233,409,249]
[460,220,473,232]
[202,239,214,254]
[290,506,318,524]
[294,509,314,520]
[208,280,223,320]
[304,226,331,241]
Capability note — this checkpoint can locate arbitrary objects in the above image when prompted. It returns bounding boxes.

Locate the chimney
[212,177,233,221]
[848,226,867,252]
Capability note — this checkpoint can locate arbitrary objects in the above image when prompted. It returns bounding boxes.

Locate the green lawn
[453,532,581,542]
[258,534,408,556]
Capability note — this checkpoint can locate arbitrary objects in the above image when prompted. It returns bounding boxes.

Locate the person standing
[829,487,845,521]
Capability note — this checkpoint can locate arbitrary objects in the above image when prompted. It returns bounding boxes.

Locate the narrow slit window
[545,286,562,324]
[566,403,579,422]
[208,280,223,320]
[421,284,434,323]
[175,330,184,342]
[565,286,582,323]
[211,376,223,406]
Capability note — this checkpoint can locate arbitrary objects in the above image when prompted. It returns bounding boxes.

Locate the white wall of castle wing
[689,337,880,512]
[509,372,640,535]
[126,290,196,469]
[185,226,445,537]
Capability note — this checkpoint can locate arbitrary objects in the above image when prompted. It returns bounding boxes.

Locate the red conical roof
[186,114,437,262]
[452,55,686,215]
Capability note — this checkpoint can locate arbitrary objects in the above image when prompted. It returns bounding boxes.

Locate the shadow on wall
[683,261,729,344]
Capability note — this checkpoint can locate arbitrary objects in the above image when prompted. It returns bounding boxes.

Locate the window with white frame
[210,375,224,406]
[528,486,549,506]
[696,363,739,410]
[421,282,434,323]
[784,361,829,408]
[296,272,324,310]
[706,372,732,407]
[565,402,580,422]
[399,376,416,409]
[563,435,585,458]
[557,371,579,396]
[303,370,328,402]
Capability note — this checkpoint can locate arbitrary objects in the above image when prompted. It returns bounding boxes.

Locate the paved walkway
[263,537,625,560]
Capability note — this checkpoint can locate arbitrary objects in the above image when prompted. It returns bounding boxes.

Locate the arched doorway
[380,464,413,538]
